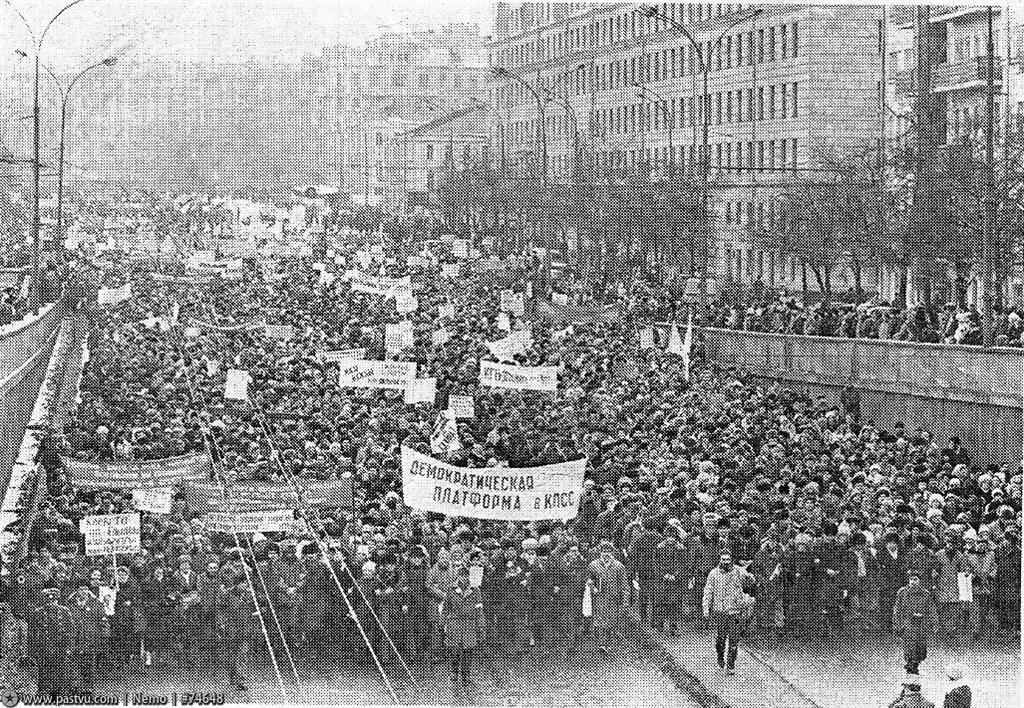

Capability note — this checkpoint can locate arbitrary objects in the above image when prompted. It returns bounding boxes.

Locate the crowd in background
[0,208,1019,702]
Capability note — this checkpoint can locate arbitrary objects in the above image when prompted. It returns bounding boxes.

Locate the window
[758,87,764,120]
[716,93,723,124]
[781,24,788,58]
[757,141,764,170]
[781,137,787,166]
[781,83,788,118]
[769,26,776,61]
[791,22,798,58]
[790,137,798,171]
[791,83,798,117]
[426,144,434,161]
[727,91,733,122]
[726,36,733,68]
[769,85,776,119]
[747,32,755,65]
[758,29,765,63]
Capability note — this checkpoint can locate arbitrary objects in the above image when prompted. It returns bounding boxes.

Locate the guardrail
[653,324,1023,464]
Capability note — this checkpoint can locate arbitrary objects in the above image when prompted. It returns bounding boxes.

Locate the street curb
[627,613,732,708]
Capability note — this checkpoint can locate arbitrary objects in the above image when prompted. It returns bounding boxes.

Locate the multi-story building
[3,56,331,196]
[889,5,1024,306]
[488,3,888,295]
[325,23,489,208]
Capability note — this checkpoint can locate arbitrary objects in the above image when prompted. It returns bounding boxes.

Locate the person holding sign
[587,541,629,654]
[67,579,109,692]
[442,565,485,693]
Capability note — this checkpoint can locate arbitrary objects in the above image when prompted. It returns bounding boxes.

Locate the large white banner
[347,270,413,298]
[98,284,132,306]
[224,369,251,400]
[479,361,557,392]
[405,377,437,405]
[131,488,174,514]
[320,348,366,364]
[80,513,141,556]
[203,510,297,534]
[401,447,585,521]
[385,321,414,352]
[339,360,417,390]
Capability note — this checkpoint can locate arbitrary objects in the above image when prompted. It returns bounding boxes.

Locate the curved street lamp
[42,56,117,242]
[5,0,93,313]
[492,66,547,186]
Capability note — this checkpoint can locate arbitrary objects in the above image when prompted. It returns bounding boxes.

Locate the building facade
[487,2,888,295]
[324,23,489,208]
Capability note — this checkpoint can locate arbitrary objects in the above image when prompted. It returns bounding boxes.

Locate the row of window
[588,84,800,136]
[723,246,806,285]
[543,138,801,174]
[495,4,762,68]
[492,22,799,110]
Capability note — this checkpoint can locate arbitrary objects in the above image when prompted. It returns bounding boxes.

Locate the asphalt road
[83,635,697,707]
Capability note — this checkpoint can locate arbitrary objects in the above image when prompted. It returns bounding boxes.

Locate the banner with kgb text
[479,361,557,392]
[401,446,584,521]
[62,453,212,490]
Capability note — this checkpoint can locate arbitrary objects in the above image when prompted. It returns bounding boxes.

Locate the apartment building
[488,3,886,293]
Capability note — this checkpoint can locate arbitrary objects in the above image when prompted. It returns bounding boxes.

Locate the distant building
[323,23,489,208]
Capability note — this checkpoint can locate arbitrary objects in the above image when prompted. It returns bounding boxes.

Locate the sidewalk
[635,616,1021,708]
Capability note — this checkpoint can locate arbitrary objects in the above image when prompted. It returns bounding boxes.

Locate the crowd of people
[0,204,1019,707]
[704,299,1024,347]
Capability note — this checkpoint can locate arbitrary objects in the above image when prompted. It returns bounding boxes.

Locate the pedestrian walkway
[637,616,1021,708]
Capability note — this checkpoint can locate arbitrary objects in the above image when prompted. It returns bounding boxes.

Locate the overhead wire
[197,256,411,700]
[152,275,294,703]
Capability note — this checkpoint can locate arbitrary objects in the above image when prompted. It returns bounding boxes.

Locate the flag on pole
[682,314,694,382]
[666,322,684,356]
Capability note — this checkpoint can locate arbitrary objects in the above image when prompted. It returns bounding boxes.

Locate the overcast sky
[0,0,494,72]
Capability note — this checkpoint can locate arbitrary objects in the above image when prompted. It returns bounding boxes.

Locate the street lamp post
[42,57,117,246]
[6,0,91,314]
[492,66,547,186]
[637,5,763,310]
[635,84,674,178]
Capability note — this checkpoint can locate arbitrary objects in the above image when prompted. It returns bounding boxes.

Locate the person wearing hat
[934,530,972,644]
[942,663,971,708]
[654,528,687,636]
[26,584,77,698]
[216,575,254,693]
[587,541,629,654]
[400,544,433,662]
[893,568,938,675]
[886,674,936,708]
[782,532,817,638]
[442,565,485,693]
[67,578,108,692]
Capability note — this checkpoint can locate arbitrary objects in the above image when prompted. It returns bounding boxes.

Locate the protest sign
[479,361,557,392]
[535,300,621,324]
[263,323,294,341]
[184,479,352,514]
[509,293,525,317]
[487,334,528,361]
[385,322,415,352]
[430,411,462,455]
[497,312,511,332]
[448,395,475,419]
[62,453,211,490]
[453,239,469,258]
[320,348,366,364]
[404,377,437,405]
[224,368,251,400]
[441,264,459,278]
[639,327,655,349]
[499,289,514,310]
[98,284,131,306]
[401,447,585,521]
[81,513,141,556]
[438,303,456,319]
[432,328,451,346]
[203,510,297,534]
[339,360,417,390]
[395,293,418,314]
[552,292,569,306]
[192,317,266,333]
[131,487,174,514]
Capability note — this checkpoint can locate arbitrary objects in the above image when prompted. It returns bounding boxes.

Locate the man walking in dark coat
[893,568,938,676]
[626,519,662,629]
[27,586,77,698]
[654,530,687,635]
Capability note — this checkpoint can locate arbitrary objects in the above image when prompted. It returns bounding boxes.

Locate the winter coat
[442,586,484,649]
[703,565,754,616]
[67,594,109,653]
[654,539,687,606]
[935,549,971,603]
[587,558,628,629]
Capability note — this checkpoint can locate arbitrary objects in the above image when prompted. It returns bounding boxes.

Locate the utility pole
[982,5,996,347]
